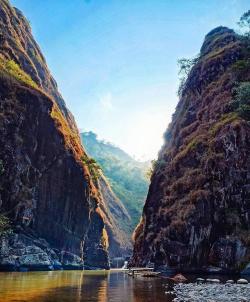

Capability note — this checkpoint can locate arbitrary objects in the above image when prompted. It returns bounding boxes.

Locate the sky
[11,0,249,160]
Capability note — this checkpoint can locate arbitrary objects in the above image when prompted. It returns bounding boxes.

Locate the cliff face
[131,27,250,273]
[97,176,132,258]
[0,0,109,270]
[81,131,150,258]
[0,0,76,130]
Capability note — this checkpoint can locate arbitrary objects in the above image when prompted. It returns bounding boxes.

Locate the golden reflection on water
[0,270,172,302]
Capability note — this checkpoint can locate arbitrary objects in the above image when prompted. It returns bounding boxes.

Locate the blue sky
[11,0,249,160]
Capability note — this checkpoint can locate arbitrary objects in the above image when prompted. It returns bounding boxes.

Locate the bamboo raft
[127,267,160,277]
[141,272,161,277]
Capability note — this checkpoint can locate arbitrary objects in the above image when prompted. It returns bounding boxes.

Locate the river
[0,270,174,302]
[1,270,250,302]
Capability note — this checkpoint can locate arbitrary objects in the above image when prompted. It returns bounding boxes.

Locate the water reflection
[0,271,173,302]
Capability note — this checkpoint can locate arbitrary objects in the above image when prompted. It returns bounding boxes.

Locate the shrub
[146,159,158,179]
[232,59,250,73]
[209,112,239,135]
[232,82,250,120]
[0,58,38,89]
[81,155,102,181]
[238,104,250,120]
[234,82,250,104]
[0,214,12,237]
[177,56,199,96]
[238,10,250,34]
[178,57,198,77]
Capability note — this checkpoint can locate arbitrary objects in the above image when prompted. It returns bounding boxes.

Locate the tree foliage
[81,155,102,181]
[238,10,250,31]
[178,58,197,77]
[232,82,250,120]
[0,214,12,237]
[177,57,198,96]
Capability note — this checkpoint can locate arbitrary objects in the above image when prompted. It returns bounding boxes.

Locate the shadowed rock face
[97,176,133,258]
[131,27,250,273]
[0,0,109,270]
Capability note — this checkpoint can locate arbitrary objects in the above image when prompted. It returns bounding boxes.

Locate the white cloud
[99,92,113,111]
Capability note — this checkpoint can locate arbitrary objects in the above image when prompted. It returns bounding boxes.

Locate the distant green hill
[81,131,150,230]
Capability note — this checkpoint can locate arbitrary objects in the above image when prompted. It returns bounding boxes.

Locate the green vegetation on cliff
[233,82,250,120]
[0,58,38,89]
[81,132,149,229]
[0,214,12,237]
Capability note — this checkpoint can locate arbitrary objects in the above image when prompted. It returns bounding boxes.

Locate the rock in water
[0,0,110,270]
[196,278,205,283]
[237,279,248,284]
[206,279,220,283]
[169,273,188,283]
[130,26,250,273]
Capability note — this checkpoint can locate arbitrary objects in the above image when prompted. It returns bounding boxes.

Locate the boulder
[237,279,248,284]
[226,280,234,284]
[196,278,205,283]
[206,278,220,283]
[61,251,83,269]
[168,273,187,283]
[19,253,52,270]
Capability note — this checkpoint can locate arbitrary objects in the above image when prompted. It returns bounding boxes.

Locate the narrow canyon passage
[0,1,250,302]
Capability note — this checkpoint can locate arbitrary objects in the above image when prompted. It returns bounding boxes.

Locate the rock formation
[131,27,250,273]
[0,0,109,270]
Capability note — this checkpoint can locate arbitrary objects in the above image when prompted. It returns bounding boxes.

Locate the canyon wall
[131,27,250,274]
[0,0,110,270]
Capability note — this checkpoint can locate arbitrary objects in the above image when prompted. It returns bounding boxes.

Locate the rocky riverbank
[0,232,85,271]
[173,282,250,302]
[0,231,110,271]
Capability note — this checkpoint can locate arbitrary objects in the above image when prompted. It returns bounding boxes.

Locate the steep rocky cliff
[82,132,149,231]
[131,27,250,274]
[0,0,109,270]
[95,176,132,258]
[81,131,150,258]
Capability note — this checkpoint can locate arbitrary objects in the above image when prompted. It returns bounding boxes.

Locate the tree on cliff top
[238,10,250,38]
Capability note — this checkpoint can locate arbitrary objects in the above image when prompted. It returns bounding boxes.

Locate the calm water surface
[0,270,175,302]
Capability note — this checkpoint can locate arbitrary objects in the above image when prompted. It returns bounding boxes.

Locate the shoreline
[0,267,249,278]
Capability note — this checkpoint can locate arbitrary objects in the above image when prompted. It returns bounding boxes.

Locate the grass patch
[0,58,38,89]
[174,135,207,163]
[209,112,239,136]
[50,104,82,155]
